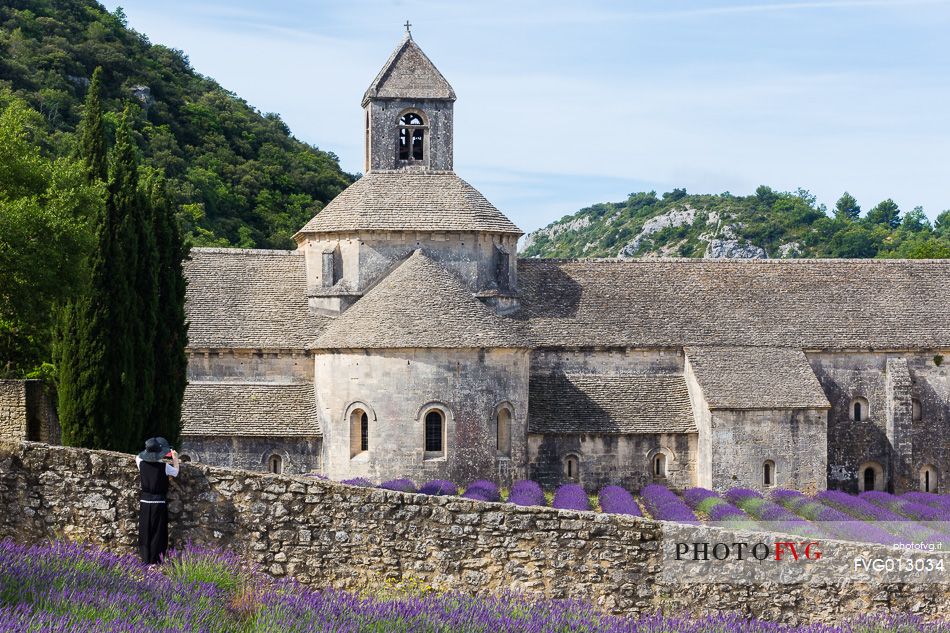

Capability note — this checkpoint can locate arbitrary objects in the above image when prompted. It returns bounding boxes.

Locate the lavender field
[0,540,947,632]
[347,475,950,547]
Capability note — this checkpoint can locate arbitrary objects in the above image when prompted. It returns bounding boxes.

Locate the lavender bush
[462,479,501,502]
[419,479,458,496]
[379,478,418,493]
[508,480,546,507]
[902,492,950,513]
[552,483,592,511]
[725,488,824,538]
[639,484,699,523]
[598,486,641,516]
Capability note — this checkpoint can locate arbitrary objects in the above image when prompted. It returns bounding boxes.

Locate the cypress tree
[77,67,107,183]
[146,175,189,446]
[59,107,140,451]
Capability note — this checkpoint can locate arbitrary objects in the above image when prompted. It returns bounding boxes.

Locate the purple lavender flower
[378,478,418,493]
[508,480,546,507]
[462,480,500,502]
[552,483,591,511]
[598,485,641,516]
[418,479,458,496]
[639,484,699,523]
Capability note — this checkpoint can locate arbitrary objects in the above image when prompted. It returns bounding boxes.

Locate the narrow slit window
[360,412,368,452]
[496,408,511,457]
[763,460,774,486]
[268,454,283,474]
[654,453,667,478]
[350,408,369,457]
[565,455,579,481]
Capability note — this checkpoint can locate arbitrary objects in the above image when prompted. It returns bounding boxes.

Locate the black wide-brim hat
[138,437,172,462]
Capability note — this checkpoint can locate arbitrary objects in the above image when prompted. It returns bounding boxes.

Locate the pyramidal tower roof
[312,250,526,350]
[362,33,456,105]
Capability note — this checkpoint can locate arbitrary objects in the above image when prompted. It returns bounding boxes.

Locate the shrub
[552,483,591,511]
[683,487,749,522]
[508,480,545,507]
[462,480,500,502]
[682,487,718,508]
[419,480,458,496]
[340,477,374,487]
[639,484,698,523]
[379,479,418,493]
[598,486,641,516]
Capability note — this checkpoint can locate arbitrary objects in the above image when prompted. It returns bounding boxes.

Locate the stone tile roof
[685,346,830,410]
[313,250,527,350]
[181,383,320,437]
[362,34,456,104]
[185,248,328,349]
[295,172,522,237]
[528,373,696,434]
[516,258,950,350]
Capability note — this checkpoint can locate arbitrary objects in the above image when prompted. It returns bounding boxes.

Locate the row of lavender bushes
[332,475,948,544]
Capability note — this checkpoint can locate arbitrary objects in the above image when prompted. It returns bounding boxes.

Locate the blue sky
[102,0,950,233]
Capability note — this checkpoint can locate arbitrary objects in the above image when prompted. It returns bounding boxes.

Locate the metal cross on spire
[404,20,412,36]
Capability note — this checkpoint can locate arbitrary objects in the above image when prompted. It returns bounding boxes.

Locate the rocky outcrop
[521,216,590,252]
[704,239,768,259]
[617,207,701,257]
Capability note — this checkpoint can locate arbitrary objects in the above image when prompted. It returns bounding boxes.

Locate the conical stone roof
[312,250,526,350]
[362,34,456,105]
[294,171,522,237]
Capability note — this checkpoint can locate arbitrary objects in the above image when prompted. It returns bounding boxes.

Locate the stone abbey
[177,33,950,494]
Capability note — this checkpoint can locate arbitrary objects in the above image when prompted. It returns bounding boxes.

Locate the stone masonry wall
[2,442,948,625]
[0,381,26,442]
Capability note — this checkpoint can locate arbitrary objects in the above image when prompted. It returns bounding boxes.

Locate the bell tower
[362,30,456,172]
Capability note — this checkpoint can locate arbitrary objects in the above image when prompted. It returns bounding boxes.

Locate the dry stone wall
[1,441,947,625]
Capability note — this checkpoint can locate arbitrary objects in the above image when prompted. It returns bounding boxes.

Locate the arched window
[424,409,444,455]
[763,460,775,487]
[858,461,883,492]
[398,112,425,162]
[350,408,369,458]
[564,455,579,481]
[912,399,922,422]
[920,465,938,493]
[268,454,283,474]
[496,407,511,458]
[653,453,667,478]
[850,397,869,422]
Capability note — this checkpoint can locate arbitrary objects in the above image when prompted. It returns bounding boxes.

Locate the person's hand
[170,449,178,458]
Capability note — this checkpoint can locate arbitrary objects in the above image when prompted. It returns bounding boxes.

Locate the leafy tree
[865,199,901,228]
[828,224,880,258]
[933,210,950,237]
[0,97,96,378]
[901,206,930,232]
[834,192,861,221]
[145,173,188,446]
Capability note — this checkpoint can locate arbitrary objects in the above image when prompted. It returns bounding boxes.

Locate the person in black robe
[136,437,180,565]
